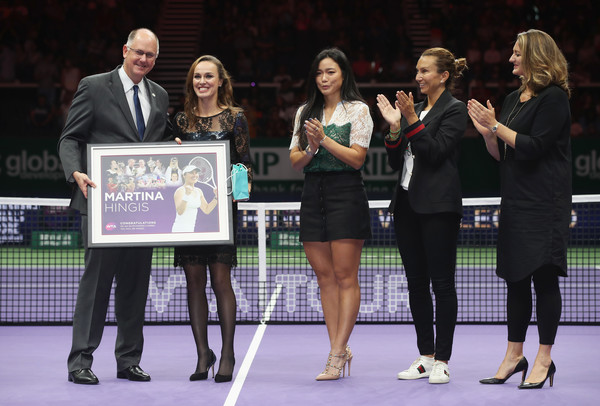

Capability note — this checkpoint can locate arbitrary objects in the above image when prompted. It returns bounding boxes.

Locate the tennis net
[1,196,598,324]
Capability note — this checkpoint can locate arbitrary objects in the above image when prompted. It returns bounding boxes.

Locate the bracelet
[387,130,401,141]
[389,128,401,135]
[305,145,319,157]
[319,136,326,144]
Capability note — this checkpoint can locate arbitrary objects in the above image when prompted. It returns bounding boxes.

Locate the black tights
[506,266,562,345]
[184,262,236,376]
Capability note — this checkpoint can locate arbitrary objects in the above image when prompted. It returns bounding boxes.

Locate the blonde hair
[516,29,570,98]
[183,55,241,121]
[421,47,468,92]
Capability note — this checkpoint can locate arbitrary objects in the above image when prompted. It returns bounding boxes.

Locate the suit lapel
[420,90,452,125]
[414,101,426,118]
[108,68,140,140]
[141,78,157,140]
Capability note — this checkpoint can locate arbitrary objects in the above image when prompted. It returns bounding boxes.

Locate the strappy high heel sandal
[315,352,348,381]
[345,345,353,377]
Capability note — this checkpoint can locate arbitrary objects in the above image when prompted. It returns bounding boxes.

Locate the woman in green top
[289,48,373,381]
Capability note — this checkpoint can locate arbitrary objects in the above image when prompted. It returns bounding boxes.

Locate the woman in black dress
[468,29,571,389]
[173,55,252,382]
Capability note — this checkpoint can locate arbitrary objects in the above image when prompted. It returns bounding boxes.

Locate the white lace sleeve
[348,102,373,149]
[289,105,305,150]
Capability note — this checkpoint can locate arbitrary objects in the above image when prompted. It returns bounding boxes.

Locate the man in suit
[58,28,172,384]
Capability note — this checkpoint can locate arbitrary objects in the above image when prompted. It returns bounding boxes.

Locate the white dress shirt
[401,109,429,190]
[118,67,150,131]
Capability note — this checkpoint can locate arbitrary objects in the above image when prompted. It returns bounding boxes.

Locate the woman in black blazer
[376,47,468,384]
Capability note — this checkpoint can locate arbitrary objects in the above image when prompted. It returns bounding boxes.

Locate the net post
[256,203,268,317]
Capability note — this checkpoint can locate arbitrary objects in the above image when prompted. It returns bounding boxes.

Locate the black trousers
[393,190,461,361]
[506,265,562,345]
[68,215,153,372]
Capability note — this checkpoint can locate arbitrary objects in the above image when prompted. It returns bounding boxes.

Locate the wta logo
[105,223,117,231]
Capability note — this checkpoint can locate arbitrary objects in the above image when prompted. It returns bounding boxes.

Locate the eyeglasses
[127,46,157,60]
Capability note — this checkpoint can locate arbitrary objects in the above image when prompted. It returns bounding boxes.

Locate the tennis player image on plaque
[86,141,232,247]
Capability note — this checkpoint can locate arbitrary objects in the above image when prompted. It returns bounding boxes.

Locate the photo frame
[87,141,232,247]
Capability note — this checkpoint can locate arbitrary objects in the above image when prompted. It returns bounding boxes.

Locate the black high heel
[518,361,556,389]
[215,358,235,383]
[480,357,528,384]
[189,349,217,381]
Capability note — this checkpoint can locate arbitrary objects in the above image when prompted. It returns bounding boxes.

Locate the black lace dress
[172,108,252,267]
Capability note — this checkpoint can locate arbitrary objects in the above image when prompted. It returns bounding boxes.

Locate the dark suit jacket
[58,66,172,214]
[385,89,467,216]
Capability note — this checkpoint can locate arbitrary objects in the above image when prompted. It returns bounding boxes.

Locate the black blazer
[386,89,467,216]
[58,66,172,213]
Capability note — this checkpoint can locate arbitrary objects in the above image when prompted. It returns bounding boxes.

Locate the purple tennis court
[1,199,599,405]
[1,324,599,405]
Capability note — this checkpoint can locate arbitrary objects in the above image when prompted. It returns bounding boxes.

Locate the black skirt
[300,171,372,242]
[173,205,238,268]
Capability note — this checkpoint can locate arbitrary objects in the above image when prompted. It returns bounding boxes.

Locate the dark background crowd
[1,0,599,140]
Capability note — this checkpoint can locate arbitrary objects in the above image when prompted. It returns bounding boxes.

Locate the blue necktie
[133,85,145,140]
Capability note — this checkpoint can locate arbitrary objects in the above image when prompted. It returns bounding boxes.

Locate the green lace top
[289,101,373,172]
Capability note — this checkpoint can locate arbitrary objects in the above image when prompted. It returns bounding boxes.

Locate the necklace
[503,93,530,159]
[193,106,224,117]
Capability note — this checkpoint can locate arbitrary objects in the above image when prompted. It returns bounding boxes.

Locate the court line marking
[223,283,282,406]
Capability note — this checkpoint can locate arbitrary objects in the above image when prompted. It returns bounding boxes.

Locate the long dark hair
[294,48,365,149]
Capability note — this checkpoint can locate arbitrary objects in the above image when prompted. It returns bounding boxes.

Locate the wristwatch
[491,122,500,133]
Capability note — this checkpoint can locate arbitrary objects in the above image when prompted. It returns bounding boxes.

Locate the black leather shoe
[518,361,556,389]
[68,368,99,384]
[214,373,233,383]
[480,357,528,384]
[190,349,217,381]
[117,365,151,381]
[215,358,235,383]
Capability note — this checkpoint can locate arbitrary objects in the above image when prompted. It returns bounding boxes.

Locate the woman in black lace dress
[173,55,252,382]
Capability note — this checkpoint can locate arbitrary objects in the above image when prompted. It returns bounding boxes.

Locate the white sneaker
[429,360,450,384]
[397,356,435,380]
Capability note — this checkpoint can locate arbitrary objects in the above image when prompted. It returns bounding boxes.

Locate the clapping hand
[304,118,324,150]
[376,94,401,129]
[467,99,496,137]
[395,91,416,119]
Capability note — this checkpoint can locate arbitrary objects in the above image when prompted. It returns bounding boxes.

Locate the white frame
[87,141,232,247]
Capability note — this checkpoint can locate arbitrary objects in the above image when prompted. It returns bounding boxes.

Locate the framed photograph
[87,141,232,247]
